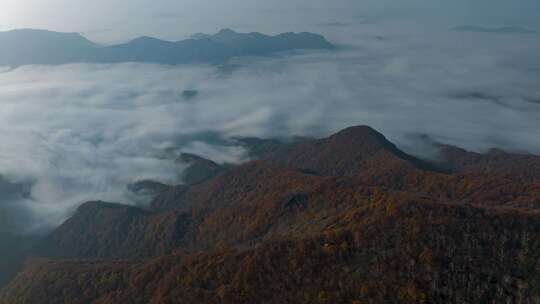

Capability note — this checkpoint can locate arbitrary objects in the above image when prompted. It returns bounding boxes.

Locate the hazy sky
[1,0,539,43]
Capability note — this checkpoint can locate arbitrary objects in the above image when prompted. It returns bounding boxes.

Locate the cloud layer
[1,27,540,231]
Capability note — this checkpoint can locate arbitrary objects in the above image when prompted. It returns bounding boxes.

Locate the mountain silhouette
[0,29,335,67]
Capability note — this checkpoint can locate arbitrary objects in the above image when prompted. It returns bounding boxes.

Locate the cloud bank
[1,27,540,231]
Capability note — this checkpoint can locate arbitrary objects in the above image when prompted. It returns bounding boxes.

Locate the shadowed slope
[36,202,190,259]
[3,199,539,304]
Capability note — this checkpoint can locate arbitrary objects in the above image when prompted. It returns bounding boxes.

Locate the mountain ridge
[0,28,334,67]
[1,125,540,303]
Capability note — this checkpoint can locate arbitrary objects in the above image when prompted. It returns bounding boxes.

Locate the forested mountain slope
[2,126,539,303]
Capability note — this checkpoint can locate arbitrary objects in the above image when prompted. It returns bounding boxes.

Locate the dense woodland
[1,126,539,303]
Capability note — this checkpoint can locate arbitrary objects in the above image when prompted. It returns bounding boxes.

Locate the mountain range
[0,29,334,67]
[1,125,539,303]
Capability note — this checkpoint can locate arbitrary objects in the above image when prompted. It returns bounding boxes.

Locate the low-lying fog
[1,26,540,232]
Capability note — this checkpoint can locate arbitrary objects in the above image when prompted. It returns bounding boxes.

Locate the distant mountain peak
[0,28,334,67]
[4,28,76,35]
[1,28,92,41]
[217,28,237,35]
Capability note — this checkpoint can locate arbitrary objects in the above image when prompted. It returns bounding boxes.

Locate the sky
[0,0,540,231]
[0,0,539,43]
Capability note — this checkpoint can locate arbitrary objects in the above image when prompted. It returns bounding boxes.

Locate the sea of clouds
[1,26,540,231]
